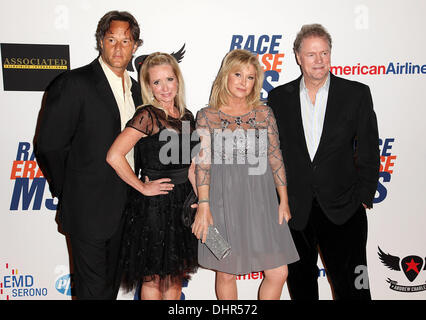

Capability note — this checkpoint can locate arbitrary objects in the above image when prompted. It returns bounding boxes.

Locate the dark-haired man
[268,24,380,299]
[36,11,143,299]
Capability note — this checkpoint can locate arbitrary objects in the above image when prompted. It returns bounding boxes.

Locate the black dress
[119,105,198,291]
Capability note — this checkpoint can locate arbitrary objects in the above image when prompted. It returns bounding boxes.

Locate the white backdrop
[1,0,425,300]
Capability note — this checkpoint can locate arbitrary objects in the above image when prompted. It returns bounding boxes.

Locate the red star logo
[405,258,421,274]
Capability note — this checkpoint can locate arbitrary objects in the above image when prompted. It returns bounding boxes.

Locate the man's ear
[132,42,138,55]
[295,52,301,66]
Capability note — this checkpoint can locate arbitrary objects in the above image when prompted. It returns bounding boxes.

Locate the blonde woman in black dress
[107,52,198,300]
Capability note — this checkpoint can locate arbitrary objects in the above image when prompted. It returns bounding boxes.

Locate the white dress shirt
[99,56,136,170]
[299,73,330,161]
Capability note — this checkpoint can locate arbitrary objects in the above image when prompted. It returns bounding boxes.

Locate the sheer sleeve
[195,108,212,187]
[266,106,287,187]
[125,106,154,135]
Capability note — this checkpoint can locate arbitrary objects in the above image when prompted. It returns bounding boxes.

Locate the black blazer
[35,59,142,239]
[268,73,380,231]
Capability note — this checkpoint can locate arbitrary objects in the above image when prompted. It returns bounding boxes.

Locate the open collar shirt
[299,73,331,162]
[99,56,135,170]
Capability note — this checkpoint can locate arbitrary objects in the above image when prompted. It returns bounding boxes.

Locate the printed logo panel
[1,43,70,91]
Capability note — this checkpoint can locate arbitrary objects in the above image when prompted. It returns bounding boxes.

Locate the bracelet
[198,199,209,204]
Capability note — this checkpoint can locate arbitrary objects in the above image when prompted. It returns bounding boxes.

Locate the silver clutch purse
[204,225,231,260]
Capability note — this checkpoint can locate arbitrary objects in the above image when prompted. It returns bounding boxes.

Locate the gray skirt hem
[198,256,299,276]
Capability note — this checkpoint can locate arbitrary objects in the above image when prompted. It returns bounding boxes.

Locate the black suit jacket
[35,59,142,239]
[268,73,380,231]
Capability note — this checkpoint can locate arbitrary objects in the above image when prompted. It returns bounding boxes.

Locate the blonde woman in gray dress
[192,49,299,300]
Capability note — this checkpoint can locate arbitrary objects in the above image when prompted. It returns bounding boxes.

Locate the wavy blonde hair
[139,52,186,118]
[209,49,264,110]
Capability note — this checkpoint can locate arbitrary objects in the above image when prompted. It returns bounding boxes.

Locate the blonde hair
[139,52,186,118]
[209,49,264,110]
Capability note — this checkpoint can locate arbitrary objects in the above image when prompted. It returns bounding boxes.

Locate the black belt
[142,167,189,185]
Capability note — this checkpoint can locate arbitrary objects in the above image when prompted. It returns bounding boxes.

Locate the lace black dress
[119,105,198,291]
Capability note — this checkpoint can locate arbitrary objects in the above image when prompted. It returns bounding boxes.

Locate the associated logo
[10,142,57,211]
[378,247,426,293]
[1,43,70,91]
[126,44,186,74]
[229,34,285,100]
[374,138,397,204]
[331,62,426,76]
[0,263,48,300]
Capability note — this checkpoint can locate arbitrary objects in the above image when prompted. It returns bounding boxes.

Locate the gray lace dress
[195,105,299,275]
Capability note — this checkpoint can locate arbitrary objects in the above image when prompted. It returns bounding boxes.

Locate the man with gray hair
[268,24,379,299]
[36,11,143,299]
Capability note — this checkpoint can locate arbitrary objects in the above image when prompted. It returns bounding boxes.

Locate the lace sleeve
[125,106,154,135]
[195,108,212,187]
[266,106,287,186]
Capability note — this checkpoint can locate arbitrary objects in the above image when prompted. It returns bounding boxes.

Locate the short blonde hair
[139,52,186,118]
[209,49,264,110]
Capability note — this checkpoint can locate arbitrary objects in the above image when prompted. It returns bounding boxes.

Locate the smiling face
[100,20,137,77]
[295,36,331,85]
[148,64,178,108]
[226,63,256,101]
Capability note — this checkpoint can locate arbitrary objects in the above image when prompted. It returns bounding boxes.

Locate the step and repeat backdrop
[1,0,425,300]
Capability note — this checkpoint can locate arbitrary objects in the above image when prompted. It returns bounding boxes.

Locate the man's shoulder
[269,77,301,97]
[331,73,369,92]
[47,60,98,90]
[44,61,99,97]
[63,60,97,79]
[330,74,372,104]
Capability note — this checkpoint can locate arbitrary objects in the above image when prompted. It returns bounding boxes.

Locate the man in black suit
[268,24,380,299]
[35,11,143,299]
